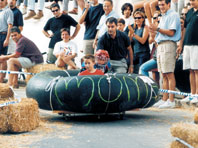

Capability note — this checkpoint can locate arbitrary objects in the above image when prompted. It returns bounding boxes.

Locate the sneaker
[190,97,198,104]
[153,99,166,107]
[180,96,193,103]
[24,10,36,20]
[159,99,175,109]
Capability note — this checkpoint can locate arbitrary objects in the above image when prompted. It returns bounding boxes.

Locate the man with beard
[43,3,80,64]
[97,17,133,73]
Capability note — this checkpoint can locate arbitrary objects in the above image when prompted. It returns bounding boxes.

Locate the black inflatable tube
[26,70,159,113]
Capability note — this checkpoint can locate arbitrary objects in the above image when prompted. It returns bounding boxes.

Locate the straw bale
[170,141,187,148]
[170,122,198,147]
[0,106,9,133]
[24,64,65,82]
[0,98,40,133]
[194,109,198,124]
[0,83,14,100]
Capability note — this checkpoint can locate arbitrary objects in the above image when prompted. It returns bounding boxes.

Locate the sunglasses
[181,13,186,16]
[0,0,4,2]
[153,17,158,19]
[51,9,59,13]
[134,17,143,20]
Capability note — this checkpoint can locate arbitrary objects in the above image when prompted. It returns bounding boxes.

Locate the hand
[85,1,90,9]
[176,46,182,59]
[48,34,53,38]
[128,25,134,34]
[149,23,157,33]
[128,66,134,74]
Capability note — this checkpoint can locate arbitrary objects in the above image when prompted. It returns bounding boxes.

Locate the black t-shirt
[83,3,104,40]
[97,30,131,60]
[184,8,198,45]
[43,14,78,48]
[12,7,23,27]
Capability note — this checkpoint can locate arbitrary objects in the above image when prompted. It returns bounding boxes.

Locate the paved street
[0,86,194,148]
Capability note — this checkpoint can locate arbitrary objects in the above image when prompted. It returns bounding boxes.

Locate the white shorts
[82,39,95,54]
[183,45,198,70]
[18,57,36,68]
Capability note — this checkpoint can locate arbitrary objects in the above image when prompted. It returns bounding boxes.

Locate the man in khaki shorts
[149,0,181,108]
[177,0,198,104]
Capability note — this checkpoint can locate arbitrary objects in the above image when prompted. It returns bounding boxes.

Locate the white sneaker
[153,99,166,107]
[180,96,193,103]
[190,97,198,104]
[159,99,175,109]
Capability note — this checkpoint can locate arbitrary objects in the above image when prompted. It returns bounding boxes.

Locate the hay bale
[0,106,9,133]
[170,122,198,148]
[194,109,198,124]
[24,64,65,82]
[0,98,40,133]
[170,141,187,148]
[0,83,14,100]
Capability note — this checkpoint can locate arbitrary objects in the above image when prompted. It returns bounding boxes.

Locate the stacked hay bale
[170,122,198,148]
[24,64,65,82]
[0,83,40,133]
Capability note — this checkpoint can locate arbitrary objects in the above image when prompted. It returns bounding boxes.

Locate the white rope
[138,76,157,108]
[159,89,198,98]
[0,87,21,108]
[0,70,34,75]
[104,73,112,113]
[175,137,194,148]
[45,76,61,111]
[64,70,71,77]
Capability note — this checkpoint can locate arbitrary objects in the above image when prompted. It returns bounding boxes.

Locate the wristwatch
[157,27,160,32]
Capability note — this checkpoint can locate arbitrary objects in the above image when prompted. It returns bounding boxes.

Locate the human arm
[127,45,134,73]
[149,23,175,36]
[70,24,81,39]
[3,24,13,47]
[79,2,90,24]
[133,25,149,44]
[42,30,53,38]
[0,52,20,62]
[176,28,186,56]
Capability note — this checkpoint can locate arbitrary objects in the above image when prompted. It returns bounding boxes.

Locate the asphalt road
[0,86,194,148]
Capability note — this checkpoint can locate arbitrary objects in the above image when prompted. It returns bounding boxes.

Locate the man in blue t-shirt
[79,0,104,54]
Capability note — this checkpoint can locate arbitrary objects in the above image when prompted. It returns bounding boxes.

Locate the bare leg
[67,60,78,69]
[166,72,176,102]
[194,70,198,94]
[7,58,21,86]
[190,70,196,94]
[0,61,7,83]
[162,73,169,101]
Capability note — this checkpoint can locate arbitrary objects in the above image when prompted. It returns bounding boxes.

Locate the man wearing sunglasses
[0,0,13,83]
[149,0,181,109]
[43,3,80,64]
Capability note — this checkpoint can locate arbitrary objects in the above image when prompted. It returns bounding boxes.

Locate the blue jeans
[139,59,157,76]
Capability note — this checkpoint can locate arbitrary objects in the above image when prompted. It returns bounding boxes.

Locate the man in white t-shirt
[53,28,78,69]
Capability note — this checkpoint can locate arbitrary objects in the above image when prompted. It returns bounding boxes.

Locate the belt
[158,40,176,45]
[0,32,7,35]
